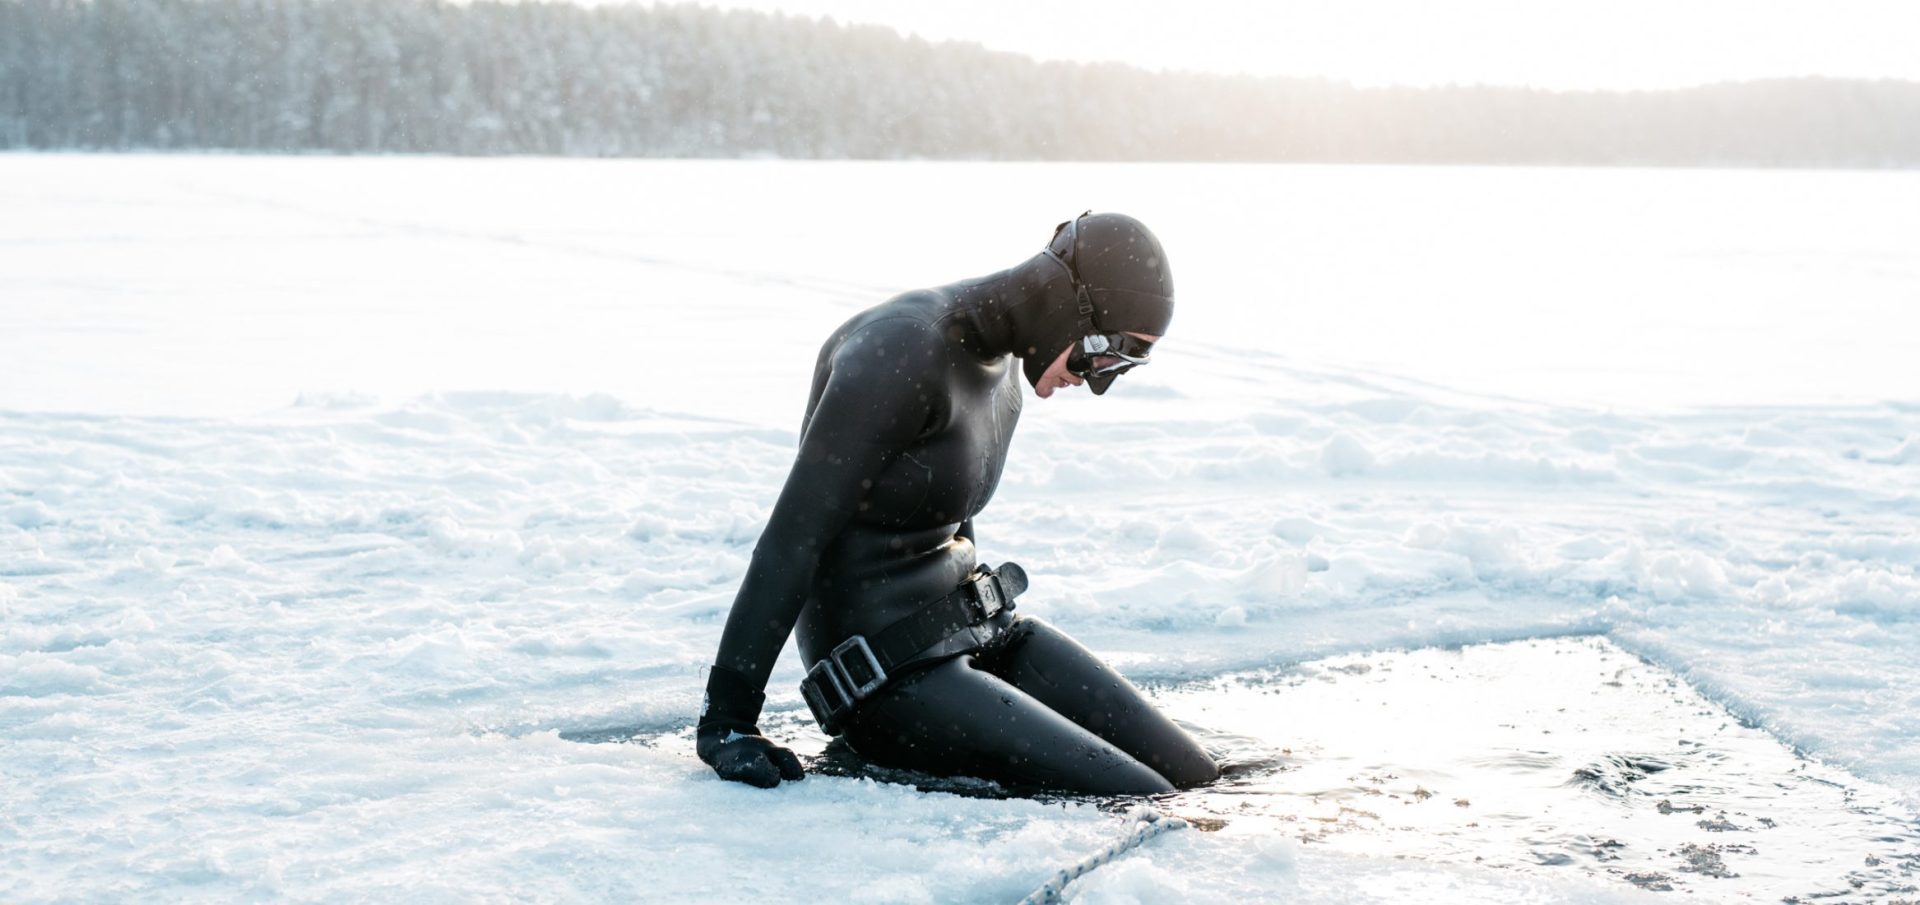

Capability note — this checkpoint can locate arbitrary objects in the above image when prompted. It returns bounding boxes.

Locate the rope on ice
[1016,809,1190,905]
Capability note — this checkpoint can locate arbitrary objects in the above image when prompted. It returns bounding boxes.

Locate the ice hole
[781,635,1920,900]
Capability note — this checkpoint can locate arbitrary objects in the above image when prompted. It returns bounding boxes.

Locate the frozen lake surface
[5,155,1919,418]
[2,155,1917,902]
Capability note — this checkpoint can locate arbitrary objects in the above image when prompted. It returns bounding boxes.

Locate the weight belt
[799,562,1028,735]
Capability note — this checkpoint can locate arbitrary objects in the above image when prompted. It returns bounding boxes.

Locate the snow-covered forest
[4,0,1919,164]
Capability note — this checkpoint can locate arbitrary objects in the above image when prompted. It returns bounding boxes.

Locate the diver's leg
[844,656,1175,794]
[988,617,1221,788]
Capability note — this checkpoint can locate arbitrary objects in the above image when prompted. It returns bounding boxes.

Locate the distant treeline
[5,0,1920,165]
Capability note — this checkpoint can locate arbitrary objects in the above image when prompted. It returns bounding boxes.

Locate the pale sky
[691,0,1920,90]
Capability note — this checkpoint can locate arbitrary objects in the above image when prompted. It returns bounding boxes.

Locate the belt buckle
[830,635,887,700]
[969,571,1005,620]
[802,658,852,731]
[802,635,889,735]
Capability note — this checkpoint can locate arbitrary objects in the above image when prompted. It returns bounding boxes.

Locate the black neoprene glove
[697,664,805,788]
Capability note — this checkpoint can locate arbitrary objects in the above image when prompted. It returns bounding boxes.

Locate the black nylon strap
[1045,211,1102,338]
[800,564,1028,734]
[866,567,1018,671]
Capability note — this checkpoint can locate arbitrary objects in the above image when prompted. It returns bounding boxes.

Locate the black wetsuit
[700,214,1217,794]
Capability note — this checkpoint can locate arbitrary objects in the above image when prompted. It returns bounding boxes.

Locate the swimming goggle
[1067,332,1155,392]
[1045,212,1155,395]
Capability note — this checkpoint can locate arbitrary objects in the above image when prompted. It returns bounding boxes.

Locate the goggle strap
[1041,247,1072,279]
[1045,212,1103,338]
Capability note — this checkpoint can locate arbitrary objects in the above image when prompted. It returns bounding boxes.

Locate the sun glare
[698,0,1920,89]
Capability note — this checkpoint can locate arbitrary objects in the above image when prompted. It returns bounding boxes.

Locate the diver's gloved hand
[697,664,805,788]
[697,724,805,788]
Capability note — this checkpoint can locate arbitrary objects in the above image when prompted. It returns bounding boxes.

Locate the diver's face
[1034,347,1083,398]
[1034,332,1160,399]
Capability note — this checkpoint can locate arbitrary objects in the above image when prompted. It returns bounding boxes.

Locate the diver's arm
[698,317,938,786]
[712,317,937,686]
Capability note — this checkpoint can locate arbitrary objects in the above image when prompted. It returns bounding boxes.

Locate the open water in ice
[584,636,1919,902]
[1154,637,1919,902]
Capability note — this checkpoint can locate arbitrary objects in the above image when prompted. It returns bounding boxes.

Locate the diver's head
[1024,211,1174,396]
[1033,331,1161,399]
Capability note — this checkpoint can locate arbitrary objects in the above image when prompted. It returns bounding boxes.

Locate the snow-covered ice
[2,155,1917,902]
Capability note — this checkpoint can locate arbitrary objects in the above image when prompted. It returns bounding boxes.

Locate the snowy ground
[2,155,1918,902]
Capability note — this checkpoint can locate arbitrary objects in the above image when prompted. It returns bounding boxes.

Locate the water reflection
[784,636,1920,900]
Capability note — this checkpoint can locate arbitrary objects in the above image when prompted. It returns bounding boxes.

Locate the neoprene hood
[1021,212,1175,389]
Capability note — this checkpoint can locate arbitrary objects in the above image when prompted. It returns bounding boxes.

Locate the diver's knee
[1122,769,1177,795]
[1149,740,1221,789]
[1169,755,1221,789]
[1068,751,1175,795]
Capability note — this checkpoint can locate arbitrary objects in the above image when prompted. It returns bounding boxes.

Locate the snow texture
[2,156,1917,902]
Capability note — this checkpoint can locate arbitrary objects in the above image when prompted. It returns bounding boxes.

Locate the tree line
[4,0,1918,165]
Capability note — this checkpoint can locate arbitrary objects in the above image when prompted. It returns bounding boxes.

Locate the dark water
[1143,637,1920,902]
[573,637,1920,901]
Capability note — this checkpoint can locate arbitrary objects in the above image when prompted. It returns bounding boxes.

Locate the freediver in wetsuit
[697,212,1220,794]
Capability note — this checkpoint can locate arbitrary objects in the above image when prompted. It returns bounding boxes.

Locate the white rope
[1016,809,1190,905]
